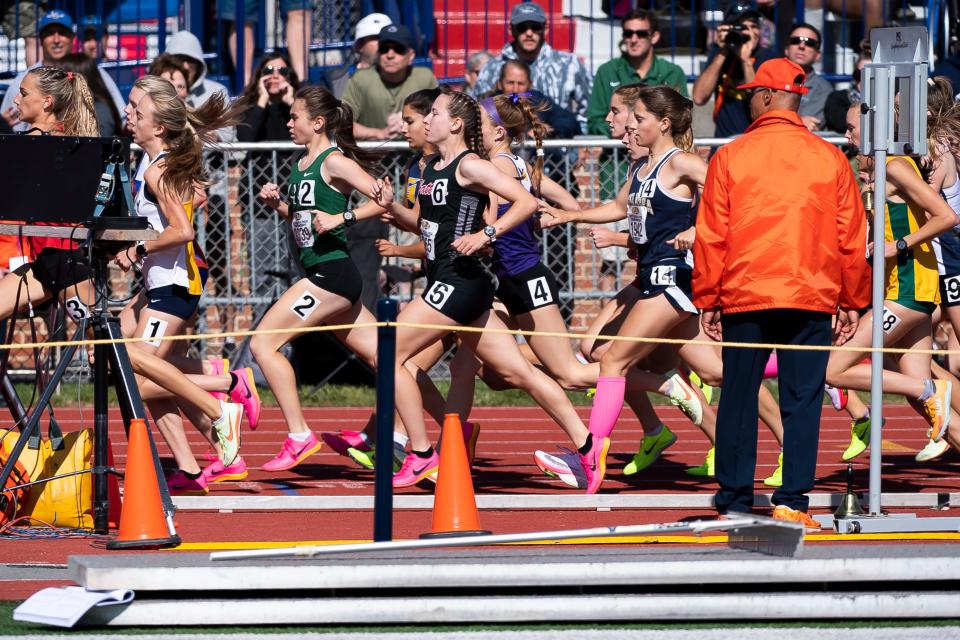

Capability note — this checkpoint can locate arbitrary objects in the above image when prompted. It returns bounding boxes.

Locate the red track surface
[2,404,958,599]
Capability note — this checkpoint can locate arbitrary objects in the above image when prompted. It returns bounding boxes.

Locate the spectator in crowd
[236,53,300,142]
[148,53,191,101]
[54,52,123,136]
[323,13,392,98]
[783,23,831,131]
[1,10,125,130]
[586,8,687,137]
[692,2,777,137]
[80,16,101,59]
[216,0,312,85]
[165,30,232,107]
[823,38,870,135]
[694,58,870,529]
[805,0,883,36]
[1,0,46,67]
[341,23,438,141]
[464,51,491,97]
[473,2,591,127]
[490,59,580,140]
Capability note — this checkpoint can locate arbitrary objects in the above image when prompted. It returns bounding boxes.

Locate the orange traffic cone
[106,419,181,549]
[421,413,491,539]
[106,439,122,530]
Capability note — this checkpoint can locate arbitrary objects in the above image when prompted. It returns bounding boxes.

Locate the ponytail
[294,86,383,173]
[27,66,99,136]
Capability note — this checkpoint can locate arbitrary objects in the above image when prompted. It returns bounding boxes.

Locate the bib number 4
[526,276,553,307]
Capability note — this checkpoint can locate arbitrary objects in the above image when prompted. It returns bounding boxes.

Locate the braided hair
[487,94,551,196]
[441,87,488,160]
[27,66,98,136]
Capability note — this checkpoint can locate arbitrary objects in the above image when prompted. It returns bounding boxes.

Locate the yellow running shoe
[763,451,783,487]
[841,416,871,461]
[685,446,715,477]
[688,370,713,404]
[623,425,677,475]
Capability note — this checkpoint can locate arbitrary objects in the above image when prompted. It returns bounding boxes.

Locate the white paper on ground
[13,586,135,627]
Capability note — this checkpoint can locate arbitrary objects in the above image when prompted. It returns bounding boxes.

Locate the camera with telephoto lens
[723,24,748,51]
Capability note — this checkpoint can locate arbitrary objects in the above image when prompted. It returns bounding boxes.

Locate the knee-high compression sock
[587,376,626,439]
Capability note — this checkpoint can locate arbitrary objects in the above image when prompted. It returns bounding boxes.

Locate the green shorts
[887,298,936,314]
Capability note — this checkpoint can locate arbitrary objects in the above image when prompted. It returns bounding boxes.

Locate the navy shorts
[146,285,201,320]
[629,261,698,315]
[496,262,560,316]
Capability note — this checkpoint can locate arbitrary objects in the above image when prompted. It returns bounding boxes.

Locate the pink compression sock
[587,376,626,439]
[763,353,778,380]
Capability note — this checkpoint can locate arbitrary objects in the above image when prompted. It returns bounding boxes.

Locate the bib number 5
[424,281,454,311]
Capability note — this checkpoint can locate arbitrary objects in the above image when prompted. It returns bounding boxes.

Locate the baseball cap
[737,58,809,94]
[510,2,547,26]
[38,10,75,34]
[722,2,761,24]
[378,24,414,50]
[355,13,391,43]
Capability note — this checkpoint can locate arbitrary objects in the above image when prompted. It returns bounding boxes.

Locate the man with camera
[692,2,777,138]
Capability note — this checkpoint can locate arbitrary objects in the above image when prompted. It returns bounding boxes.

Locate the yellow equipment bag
[0,428,94,529]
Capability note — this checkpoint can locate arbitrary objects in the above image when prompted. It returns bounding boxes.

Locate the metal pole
[868,147,887,516]
[374,298,398,542]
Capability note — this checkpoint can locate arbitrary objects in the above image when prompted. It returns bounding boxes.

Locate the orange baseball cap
[737,58,809,95]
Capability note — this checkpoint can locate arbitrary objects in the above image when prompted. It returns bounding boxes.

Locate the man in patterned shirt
[473,1,591,128]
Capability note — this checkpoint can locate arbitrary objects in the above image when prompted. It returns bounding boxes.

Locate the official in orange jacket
[692,58,870,527]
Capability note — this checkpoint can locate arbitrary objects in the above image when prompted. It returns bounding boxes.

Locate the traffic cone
[106,419,181,549]
[106,439,122,529]
[421,413,490,539]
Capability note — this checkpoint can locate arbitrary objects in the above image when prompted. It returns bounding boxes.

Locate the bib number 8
[881,306,901,335]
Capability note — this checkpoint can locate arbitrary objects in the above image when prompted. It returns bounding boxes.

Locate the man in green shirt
[586,9,688,136]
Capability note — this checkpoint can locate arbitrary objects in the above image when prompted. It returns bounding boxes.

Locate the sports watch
[343,210,357,227]
[135,243,148,259]
[896,238,908,254]
[483,225,497,243]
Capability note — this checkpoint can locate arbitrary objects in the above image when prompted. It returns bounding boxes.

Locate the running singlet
[626,147,694,268]
[417,150,489,272]
[883,156,940,306]
[134,152,203,294]
[491,152,540,277]
[404,152,430,209]
[933,172,960,303]
[286,146,350,268]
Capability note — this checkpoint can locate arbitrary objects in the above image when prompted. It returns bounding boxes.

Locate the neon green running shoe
[623,425,677,475]
[763,451,783,487]
[685,446,715,477]
[585,387,596,399]
[688,370,714,404]
[347,444,405,472]
[841,416,871,461]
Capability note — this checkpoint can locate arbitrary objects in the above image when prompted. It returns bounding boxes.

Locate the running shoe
[685,446,715,477]
[208,358,230,401]
[664,371,703,426]
[229,367,261,431]
[202,456,249,483]
[763,452,783,487]
[916,430,951,462]
[772,505,821,533]
[623,425,677,475]
[212,402,244,466]
[921,379,952,441]
[393,450,441,488]
[261,432,323,472]
[824,384,849,412]
[346,442,407,473]
[167,470,209,495]
[580,436,610,495]
[322,430,371,457]
[841,416,872,461]
[533,447,586,489]
[688,370,713,404]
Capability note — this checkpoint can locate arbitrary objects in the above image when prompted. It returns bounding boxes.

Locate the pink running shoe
[202,456,249,483]
[579,436,610,495]
[167,470,209,495]
[436,422,481,465]
[261,433,323,472]
[321,430,371,457]
[533,447,586,489]
[229,368,262,430]
[209,358,230,401]
[393,450,441,488]
[824,384,849,412]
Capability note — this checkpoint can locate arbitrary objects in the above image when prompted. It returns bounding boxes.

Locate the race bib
[141,316,168,348]
[424,280,454,311]
[421,219,439,261]
[290,291,319,320]
[650,264,676,286]
[881,306,902,335]
[944,274,960,304]
[527,276,553,306]
[296,180,316,206]
[64,296,89,322]
[627,204,648,244]
[291,210,315,248]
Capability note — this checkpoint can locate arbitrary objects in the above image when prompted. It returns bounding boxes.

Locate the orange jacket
[693,110,871,314]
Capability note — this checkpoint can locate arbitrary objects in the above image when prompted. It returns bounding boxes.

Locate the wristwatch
[135,243,148,259]
[483,225,497,243]
[896,238,908,254]
[342,210,357,227]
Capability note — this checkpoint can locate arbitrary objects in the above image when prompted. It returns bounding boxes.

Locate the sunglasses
[513,21,545,34]
[789,35,820,49]
[622,28,651,39]
[264,65,290,76]
[378,42,409,55]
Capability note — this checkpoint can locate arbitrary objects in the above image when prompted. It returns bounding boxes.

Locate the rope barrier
[1,317,956,358]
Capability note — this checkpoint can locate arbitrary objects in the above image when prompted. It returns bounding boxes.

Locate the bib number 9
[944,274,960,304]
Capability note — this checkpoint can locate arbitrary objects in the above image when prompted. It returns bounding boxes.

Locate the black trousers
[714,309,832,514]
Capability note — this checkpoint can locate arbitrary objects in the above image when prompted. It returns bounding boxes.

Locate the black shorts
[146,285,201,320]
[496,262,560,316]
[305,258,363,305]
[419,257,493,325]
[29,248,91,293]
[629,261,698,315]
[940,272,960,308]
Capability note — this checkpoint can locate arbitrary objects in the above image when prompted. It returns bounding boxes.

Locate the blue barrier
[374,298,398,543]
